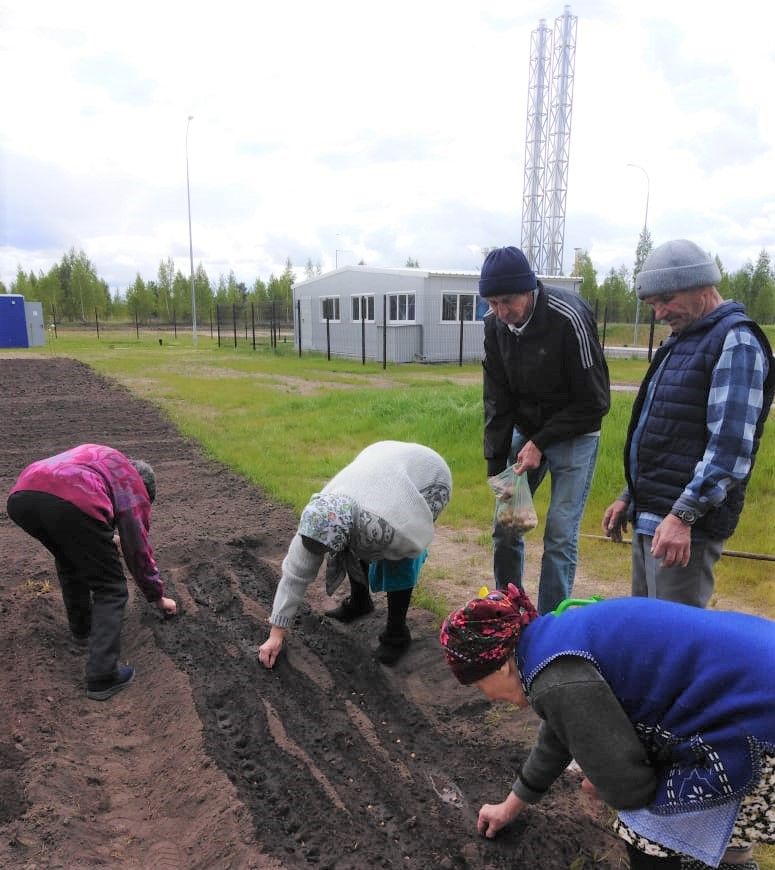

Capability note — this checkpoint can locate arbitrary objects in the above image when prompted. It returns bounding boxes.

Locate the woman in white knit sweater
[258,441,452,667]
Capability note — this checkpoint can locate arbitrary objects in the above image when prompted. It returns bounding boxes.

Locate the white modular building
[293,265,581,363]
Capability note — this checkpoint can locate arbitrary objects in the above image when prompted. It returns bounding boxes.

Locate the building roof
[294,265,480,288]
[294,264,582,289]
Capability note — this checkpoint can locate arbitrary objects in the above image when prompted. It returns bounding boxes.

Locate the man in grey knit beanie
[603,239,774,610]
[634,239,721,299]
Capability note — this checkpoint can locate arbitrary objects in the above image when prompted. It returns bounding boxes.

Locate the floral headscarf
[439,584,539,685]
[298,493,355,553]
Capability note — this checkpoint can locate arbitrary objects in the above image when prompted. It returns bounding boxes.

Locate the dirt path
[0,358,623,869]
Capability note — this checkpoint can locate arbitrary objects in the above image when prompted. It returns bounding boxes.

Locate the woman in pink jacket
[7,444,176,700]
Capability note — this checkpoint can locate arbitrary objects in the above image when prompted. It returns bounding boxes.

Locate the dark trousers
[626,844,682,869]
[7,491,128,683]
[347,570,412,636]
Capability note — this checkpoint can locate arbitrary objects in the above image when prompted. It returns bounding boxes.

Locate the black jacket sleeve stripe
[546,297,595,370]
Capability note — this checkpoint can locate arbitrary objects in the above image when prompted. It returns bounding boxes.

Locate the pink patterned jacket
[11,444,163,601]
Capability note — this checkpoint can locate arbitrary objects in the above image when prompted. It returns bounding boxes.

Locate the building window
[321,296,340,321]
[441,292,486,322]
[387,292,416,322]
[351,294,375,322]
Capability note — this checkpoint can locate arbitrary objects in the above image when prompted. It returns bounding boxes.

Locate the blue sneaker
[86,665,135,701]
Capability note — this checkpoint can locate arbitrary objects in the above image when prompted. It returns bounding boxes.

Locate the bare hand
[602,499,629,543]
[477,793,525,839]
[514,441,541,475]
[157,596,177,617]
[258,627,286,669]
[651,514,691,567]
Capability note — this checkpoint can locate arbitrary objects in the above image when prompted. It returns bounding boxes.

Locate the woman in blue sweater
[439,585,775,869]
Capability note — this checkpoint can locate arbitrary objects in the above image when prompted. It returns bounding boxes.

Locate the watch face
[677,509,697,524]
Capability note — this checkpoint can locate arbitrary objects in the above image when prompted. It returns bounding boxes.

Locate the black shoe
[374,626,411,665]
[324,595,374,623]
[86,665,135,701]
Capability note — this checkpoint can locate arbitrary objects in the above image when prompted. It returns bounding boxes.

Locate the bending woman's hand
[477,792,526,838]
[258,626,286,669]
[157,596,177,617]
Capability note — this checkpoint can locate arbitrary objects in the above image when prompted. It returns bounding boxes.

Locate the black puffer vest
[625,302,774,540]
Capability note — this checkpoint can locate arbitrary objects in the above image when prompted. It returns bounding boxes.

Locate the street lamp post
[627,163,650,346]
[186,115,197,346]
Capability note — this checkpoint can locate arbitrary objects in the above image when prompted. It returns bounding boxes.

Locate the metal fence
[45,298,662,366]
[295,298,662,367]
[47,301,294,350]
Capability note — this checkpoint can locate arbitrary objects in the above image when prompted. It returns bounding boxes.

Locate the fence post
[601,304,608,349]
[135,311,139,339]
[272,300,277,349]
[51,304,58,339]
[216,305,222,347]
[210,307,214,339]
[383,295,387,370]
[173,307,177,339]
[648,310,656,361]
[232,304,238,348]
[95,308,100,340]
[326,316,331,361]
[297,299,302,357]
[251,303,256,350]
[458,303,464,366]
[361,310,366,365]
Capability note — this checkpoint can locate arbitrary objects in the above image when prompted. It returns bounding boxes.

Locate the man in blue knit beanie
[603,238,775,608]
[479,245,610,613]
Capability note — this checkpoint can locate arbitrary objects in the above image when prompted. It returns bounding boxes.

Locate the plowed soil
[0,357,624,869]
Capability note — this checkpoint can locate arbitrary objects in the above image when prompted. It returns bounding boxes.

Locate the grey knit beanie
[635,239,721,300]
[130,459,156,503]
[479,246,537,297]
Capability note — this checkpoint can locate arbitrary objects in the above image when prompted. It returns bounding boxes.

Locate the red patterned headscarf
[439,584,539,685]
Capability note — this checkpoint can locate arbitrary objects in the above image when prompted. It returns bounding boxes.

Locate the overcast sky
[1,0,773,293]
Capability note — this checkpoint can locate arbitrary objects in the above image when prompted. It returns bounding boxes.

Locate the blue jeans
[492,429,600,614]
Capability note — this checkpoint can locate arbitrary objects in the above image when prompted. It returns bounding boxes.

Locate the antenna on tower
[520,6,577,277]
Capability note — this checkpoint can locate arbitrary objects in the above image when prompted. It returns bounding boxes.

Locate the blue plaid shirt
[630,326,768,537]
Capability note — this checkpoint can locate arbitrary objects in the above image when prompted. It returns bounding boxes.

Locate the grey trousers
[631,532,724,608]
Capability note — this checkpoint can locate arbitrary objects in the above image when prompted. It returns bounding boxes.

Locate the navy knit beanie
[479,246,537,297]
[635,239,721,300]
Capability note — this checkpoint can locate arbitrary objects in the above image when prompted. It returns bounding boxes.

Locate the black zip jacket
[483,283,610,476]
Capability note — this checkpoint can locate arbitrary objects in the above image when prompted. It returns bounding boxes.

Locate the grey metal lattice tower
[520,6,577,276]
[520,18,552,274]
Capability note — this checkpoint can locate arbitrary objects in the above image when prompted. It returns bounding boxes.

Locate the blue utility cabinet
[0,295,29,348]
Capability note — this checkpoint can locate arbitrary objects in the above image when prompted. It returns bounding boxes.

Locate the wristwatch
[671,507,698,526]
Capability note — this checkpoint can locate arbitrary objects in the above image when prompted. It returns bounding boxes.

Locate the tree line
[572,230,775,324]
[3,250,298,324]
[4,241,774,325]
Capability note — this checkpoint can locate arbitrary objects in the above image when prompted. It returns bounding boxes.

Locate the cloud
[2,0,774,293]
